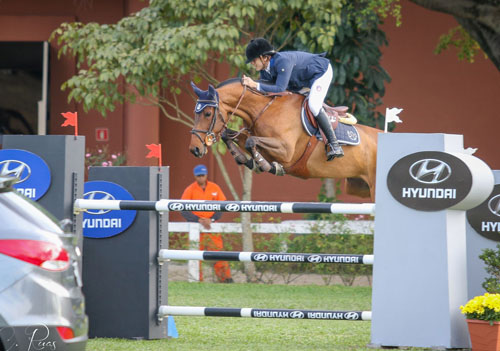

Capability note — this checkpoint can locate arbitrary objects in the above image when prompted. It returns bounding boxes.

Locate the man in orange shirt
[181,164,233,283]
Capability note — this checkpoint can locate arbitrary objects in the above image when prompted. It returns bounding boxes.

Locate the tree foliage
[51,0,400,129]
[51,0,344,121]
[328,8,391,128]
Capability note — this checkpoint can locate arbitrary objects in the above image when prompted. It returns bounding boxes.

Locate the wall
[0,0,160,166]
[380,1,500,169]
[1,0,499,216]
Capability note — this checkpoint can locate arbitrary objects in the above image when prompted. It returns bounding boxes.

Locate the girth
[283,135,319,179]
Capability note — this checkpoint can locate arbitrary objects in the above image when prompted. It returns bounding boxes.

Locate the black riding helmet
[245,38,276,64]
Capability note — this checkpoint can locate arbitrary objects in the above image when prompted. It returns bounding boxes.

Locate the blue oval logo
[0,149,51,200]
[83,181,137,238]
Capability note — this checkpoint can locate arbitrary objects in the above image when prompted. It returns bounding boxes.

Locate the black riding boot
[315,109,344,161]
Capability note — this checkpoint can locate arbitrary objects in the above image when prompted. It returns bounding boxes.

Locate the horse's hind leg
[221,129,255,170]
[245,136,285,176]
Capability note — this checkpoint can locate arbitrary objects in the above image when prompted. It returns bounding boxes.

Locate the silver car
[0,177,88,350]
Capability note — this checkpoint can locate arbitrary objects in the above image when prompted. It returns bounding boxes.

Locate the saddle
[300,97,360,146]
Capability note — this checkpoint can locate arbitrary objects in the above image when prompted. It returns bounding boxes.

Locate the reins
[223,82,291,140]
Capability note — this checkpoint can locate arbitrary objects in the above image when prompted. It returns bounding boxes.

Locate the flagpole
[159,144,162,169]
[384,108,389,133]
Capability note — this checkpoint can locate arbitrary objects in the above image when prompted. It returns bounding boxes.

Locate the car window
[0,191,63,233]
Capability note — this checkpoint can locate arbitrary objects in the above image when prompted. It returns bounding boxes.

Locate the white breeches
[308,63,333,117]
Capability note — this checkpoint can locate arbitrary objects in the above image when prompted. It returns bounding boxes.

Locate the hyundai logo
[225,203,240,212]
[488,195,500,217]
[307,255,323,263]
[409,159,451,184]
[253,253,269,262]
[289,311,305,319]
[344,312,359,320]
[0,160,31,183]
[169,203,185,211]
[83,191,115,214]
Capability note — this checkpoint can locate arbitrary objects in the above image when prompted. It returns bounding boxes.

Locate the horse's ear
[208,84,217,98]
[190,81,204,98]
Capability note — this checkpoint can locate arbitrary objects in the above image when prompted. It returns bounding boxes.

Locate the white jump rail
[159,249,374,265]
[158,305,372,321]
[74,199,376,215]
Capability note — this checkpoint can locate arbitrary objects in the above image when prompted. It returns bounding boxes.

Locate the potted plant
[460,244,500,351]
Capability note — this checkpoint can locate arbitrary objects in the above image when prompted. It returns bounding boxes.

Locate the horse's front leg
[221,129,255,170]
[245,136,286,176]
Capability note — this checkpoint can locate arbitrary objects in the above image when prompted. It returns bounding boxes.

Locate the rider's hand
[242,75,258,89]
[199,217,212,230]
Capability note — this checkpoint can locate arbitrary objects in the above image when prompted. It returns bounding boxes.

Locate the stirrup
[325,143,344,161]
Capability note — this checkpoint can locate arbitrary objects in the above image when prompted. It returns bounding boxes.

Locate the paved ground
[167,262,372,286]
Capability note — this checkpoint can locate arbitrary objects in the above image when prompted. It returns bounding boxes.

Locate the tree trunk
[324,178,336,200]
[212,148,256,280]
[212,149,240,201]
[241,167,256,282]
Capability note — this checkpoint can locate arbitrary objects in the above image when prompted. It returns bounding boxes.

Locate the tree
[51,0,398,279]
[409,0,500,71]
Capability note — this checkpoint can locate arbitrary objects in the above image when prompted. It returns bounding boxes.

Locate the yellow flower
[461,293,500,321]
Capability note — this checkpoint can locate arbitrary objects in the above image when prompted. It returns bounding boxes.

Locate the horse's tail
[345,178,371,198]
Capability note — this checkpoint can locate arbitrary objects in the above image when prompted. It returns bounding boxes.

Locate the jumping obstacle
[75,197,374,325]
[158,306,372,321]
[159,249,374,264]
[74,199,375,215]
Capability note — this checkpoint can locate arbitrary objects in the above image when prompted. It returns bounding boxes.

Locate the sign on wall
[467,184,500,242]
[387,151,474,211]
[0,149,51,200]
[83,181,137,238]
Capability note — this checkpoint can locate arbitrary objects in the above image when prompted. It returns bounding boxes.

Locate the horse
[189,78,379,200]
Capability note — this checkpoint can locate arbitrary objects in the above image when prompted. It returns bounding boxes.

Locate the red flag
[61,111,78,136]
[146,144,162,168]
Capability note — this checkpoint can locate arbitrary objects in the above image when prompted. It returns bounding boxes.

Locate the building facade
[1,0,499,223]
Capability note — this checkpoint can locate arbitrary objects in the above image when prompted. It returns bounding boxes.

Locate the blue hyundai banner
[83,181,137,238]
[0,149,51,201]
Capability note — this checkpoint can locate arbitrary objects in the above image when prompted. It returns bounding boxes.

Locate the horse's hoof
[271,162,286,176]
[245,159,255,169]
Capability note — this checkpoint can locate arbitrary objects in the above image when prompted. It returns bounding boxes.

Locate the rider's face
[250,56,268,71]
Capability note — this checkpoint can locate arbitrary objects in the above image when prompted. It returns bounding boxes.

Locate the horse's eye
[204,111,212,117]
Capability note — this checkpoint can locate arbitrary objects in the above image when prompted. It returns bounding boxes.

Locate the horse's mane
[216,78,241,89]
[216,77,275,89]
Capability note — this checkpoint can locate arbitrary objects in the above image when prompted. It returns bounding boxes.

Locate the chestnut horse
[189,78,379,199]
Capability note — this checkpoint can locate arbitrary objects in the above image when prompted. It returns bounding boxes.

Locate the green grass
[86,282,435,350]
[87,281,374,350]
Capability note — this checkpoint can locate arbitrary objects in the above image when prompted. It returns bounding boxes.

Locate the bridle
[190,92,225,149]
[191,82,279,151]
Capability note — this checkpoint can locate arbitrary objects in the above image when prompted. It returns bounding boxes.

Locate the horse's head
[189,82,227,158]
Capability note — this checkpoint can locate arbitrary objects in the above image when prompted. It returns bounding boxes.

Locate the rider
[242,38,343,160]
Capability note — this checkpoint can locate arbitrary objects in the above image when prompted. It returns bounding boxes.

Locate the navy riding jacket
[258,51,330,93]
